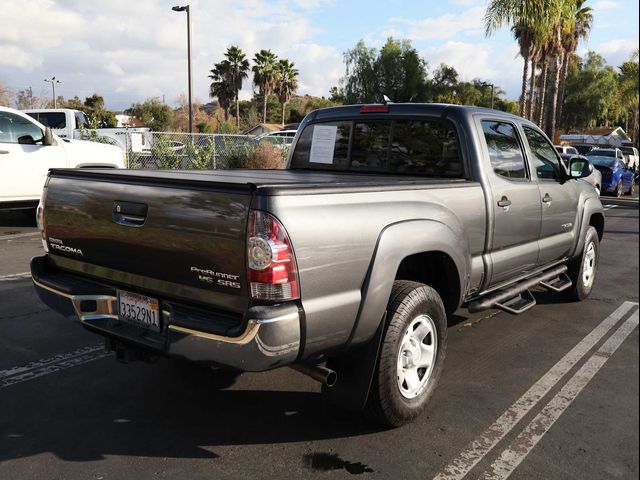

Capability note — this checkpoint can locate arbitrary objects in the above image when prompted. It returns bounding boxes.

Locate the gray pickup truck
[31,104,604,426]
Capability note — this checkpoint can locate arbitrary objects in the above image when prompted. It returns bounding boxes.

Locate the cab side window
[523,126,563,180]
[482,121,528,180]
[0,112,44,144]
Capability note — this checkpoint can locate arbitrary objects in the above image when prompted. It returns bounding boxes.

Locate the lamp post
[172,5,193,134]
[44,77,61,108]
[487,83,495,110]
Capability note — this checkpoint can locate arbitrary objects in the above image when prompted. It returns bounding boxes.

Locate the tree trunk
[262,92,268,124]
[544,52,561,139]
[555,50,570,130]
[281,102,286,127]
[520,50,530,117]
[538,57,548,128]
[236,91,240,129]
[527,57,538,121]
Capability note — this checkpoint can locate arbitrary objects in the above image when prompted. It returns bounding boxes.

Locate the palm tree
[556,0,593,127]
[208,60,234,120]
[275,59,299,127]
[485,0,550,117]
[252,49,279,124]
[544,0,578,138]
[224,46,250,129]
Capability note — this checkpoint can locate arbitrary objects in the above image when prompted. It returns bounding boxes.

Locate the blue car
[586,155,635,197]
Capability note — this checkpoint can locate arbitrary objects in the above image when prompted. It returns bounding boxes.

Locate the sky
[0,0,638,111]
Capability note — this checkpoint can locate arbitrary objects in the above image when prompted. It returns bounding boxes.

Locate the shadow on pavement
[0,358,381,463]
[0,210,37,228]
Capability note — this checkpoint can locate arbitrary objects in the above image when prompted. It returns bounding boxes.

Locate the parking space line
[0,232,39,241]
[0,272,31,282]
[479,309,639,480]
[433,301,639,480]
[0,344,110,389]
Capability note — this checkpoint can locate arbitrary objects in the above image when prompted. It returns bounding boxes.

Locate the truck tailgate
[43,171,251,315]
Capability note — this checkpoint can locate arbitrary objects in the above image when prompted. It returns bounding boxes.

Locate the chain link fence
[120,132,290,170]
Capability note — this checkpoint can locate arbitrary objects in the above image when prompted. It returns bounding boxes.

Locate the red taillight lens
[247,210,299,301]
[360,105,389,113]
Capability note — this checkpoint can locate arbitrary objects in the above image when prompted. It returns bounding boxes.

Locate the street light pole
[172,5,193,134]
[44,77,61,108]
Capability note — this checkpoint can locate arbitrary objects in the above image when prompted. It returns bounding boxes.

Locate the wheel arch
[346,219,469,349]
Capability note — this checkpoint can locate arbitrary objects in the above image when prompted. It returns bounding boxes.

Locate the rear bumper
[30,255,301,371]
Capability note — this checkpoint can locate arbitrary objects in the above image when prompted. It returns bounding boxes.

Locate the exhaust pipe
[290,363,338,387]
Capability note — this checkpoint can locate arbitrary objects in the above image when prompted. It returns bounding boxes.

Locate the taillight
[247,210,299,301]
[36,188,48,253]
[360,105,389,113]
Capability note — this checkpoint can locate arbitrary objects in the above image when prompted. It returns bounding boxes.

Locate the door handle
[0,150,9,154]
[112,201,148,227]
[542,193,553,204]
[497,196,512,208]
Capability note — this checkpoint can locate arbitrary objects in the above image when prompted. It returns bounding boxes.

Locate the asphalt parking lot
[0,196,638,480]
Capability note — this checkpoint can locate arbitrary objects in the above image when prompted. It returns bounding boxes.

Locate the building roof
[582,126,629,139]
[243,123,283,135]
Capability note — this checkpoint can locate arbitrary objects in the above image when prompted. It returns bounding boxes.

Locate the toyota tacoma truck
[31,104,604,426]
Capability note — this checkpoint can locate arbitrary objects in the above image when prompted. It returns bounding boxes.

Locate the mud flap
[323,314,386,412]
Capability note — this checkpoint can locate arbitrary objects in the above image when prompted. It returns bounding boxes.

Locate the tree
[557,0,593,125]
[208,60,234,120]
[224,46,250,128]
[336,38,428,104]
[341,40,379,103]
[617,50,639,143]
[485,0,550,117]
[252,49,279,123]
[82,93,117,127]
[125,98,174,131]
[0,81,13,107]
[560,52,618,130]
[275,59,299,126]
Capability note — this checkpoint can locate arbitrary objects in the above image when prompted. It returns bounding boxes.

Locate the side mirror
[569,157,593,179]
[43,127,54,146]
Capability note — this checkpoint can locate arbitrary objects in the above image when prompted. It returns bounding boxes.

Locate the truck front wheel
[366,281,447,427]
[565,226,600,301]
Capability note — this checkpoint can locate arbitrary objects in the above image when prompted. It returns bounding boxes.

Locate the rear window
[27,112,67,129]
[290,119,463,178]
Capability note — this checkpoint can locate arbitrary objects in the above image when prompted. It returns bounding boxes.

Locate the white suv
[0,106,125,209]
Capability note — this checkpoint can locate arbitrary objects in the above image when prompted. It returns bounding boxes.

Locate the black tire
[626,180,635,196]
[365,281,447,427]
[565,226,600,301]
[615,180,623,197]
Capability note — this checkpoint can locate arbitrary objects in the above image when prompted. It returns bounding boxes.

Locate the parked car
[620,146,639,170]
[24,108,151,153]
[32,104,603,427]
[560,154,602,195]
[555,145,578,155]
[587,147,625,161]
[0,106,125,210]
[587,153,635,196]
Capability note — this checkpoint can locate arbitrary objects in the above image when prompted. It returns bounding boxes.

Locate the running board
[495,290,536,314]
[468,265,568,314]
[539,273,572,292]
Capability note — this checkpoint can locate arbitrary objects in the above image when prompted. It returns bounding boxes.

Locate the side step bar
[468,265,569,314]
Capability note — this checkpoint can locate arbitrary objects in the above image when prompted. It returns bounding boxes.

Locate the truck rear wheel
[565,226,600,301]
[365,281,447,427]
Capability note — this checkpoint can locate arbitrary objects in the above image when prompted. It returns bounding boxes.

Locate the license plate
[117,290,160,332]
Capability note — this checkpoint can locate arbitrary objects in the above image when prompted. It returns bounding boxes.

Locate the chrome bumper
[31,256,301,371]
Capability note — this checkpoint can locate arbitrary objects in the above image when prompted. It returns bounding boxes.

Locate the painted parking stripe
[0,232,39,241]
[480,309,639,480]
[433,301,638,480]
[0,272,31,282]
[603,205,618,210]
[0,344,110,389]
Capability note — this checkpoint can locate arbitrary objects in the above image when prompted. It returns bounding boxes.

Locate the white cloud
[0,46,43,71]
[595,36,640,66]
[448,0,485,5]
[592,1,622,10]
[422,41,523,98]
[386,7,485,41]
[0,0,342,109]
